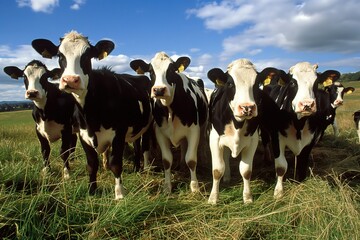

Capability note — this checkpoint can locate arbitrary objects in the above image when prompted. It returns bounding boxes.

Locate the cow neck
[71,89,88,108]
[292,114,309,140]
[33,97,47,111]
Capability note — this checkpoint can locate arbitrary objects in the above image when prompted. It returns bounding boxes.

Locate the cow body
[130,52,208,193]
[32,31,152,199]
[206,59,280,204]
[260,62,340,198]
[353,110,360,144]
[4,60,77,179]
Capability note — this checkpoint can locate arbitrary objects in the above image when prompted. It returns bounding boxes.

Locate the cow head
[32,31,115,102]
[130,52,190,106]
[4,60,61,109]
[208,59,277,121]
[323,81,354,108]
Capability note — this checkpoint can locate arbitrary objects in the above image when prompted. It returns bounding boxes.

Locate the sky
[1,0,360,101]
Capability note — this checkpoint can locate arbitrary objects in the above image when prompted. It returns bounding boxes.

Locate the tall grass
[1,87,360,240]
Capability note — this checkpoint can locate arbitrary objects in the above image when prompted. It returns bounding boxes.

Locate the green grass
[1,94,360,239]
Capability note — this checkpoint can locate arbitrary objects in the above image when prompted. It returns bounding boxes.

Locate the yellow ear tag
[136,66,144,74]
[346,90,353,94]
[264,77,271,86]
[323,78,333,87]
[178,64,185,73]
[215,79,225,87]
[98,51,108,60]
[279,78,286,86]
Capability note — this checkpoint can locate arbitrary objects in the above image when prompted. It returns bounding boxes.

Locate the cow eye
[58,53,67,69]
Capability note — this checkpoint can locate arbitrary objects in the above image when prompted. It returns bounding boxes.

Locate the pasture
[1,81,360,239]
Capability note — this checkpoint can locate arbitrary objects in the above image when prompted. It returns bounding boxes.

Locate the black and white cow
[259,62,341,198]
[31,31,153,199]
[354,110,360,144]
[316,81,354,139]
[206,59,280,204]
[3,60,77,179]
[130,52,208,193]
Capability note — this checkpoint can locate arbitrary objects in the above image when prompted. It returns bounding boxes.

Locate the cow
[315,81,354,140]
[3,60,77,179]
[130,52,208,194]
[206,59,281,204]
[259,62,341,199]
[353,110,360,144]
[31,31,153,199]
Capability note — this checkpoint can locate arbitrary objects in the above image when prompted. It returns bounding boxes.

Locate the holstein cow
[130,52,208,193]
[259,62,341,198]
[31,31,152,199]
[3,60,77,179]
[315,81,354,140]
[206,59,280,204]
[353,110,360,144]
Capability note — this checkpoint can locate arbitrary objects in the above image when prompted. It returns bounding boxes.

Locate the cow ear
[32,39,58,59]
[3,66,23,79]
[48,68,62,80]
[94,40,115,60]
[318,70,340,86]
[207,68,227,87]
[130,59,149,74]
[344,87,355,95]
[175,57,191,72]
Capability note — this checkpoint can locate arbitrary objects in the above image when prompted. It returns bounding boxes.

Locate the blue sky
[1,0,360,101]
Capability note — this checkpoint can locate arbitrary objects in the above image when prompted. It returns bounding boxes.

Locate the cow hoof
[41,167,50,177]
[208,193,218,205]
[190,181,200,193]
[63,168,70,180]
[274,189,284,199]
[243,193,253,204]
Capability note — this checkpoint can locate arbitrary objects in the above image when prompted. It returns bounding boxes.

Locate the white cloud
[16,0,59,13]
[70,0,85,10]
[188,0,360,60]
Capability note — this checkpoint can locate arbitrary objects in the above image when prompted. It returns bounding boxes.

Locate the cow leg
[274,140,287,199]
[141,127,152,169]
[332,119,339,136]
[60,128,73,180]
[79,137,99,195]
[222,147,231,183]
[156,128,173,193]
[208,129,224,204]
[185,132,200,193]
[102,148,110,170]
[69,133,77,160]
[133,138,141,172]
[295,144,314,182]
[239,135,258,204]
[109,134,126,200]
[36,128,51,176]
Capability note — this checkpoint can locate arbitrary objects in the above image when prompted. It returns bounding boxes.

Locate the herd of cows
[2,31,359,204]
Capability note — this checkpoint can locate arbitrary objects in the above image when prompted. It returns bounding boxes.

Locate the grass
[1,82,360,239]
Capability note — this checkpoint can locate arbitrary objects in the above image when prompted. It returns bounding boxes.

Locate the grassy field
[0,82,360,239]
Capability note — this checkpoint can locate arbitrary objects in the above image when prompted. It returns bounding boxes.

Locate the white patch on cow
[332,86,344,108]
[357,120,360,144]
[227,59,258,121]
[80,126,114,154]
[289,62,318,119]
[58,31,90,106]
[115,177,125,200]
[24,64,47,109]
[37,119,64,143]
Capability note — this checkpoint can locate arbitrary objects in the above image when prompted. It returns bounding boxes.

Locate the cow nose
[334,99,343,106]
[61,75,81,89]
[298,99,316,112]
[238,103,257,117]
[152,87,166,97]
[25,90,39,99]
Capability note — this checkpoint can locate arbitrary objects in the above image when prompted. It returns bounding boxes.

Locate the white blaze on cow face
[58,31,90,100]
[227,59,258,121]
[23,64,47,109]
[332,82,344,108]
[150,52,176,106]
[289,62,318,119]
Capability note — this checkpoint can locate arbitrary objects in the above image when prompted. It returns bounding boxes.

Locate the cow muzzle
[235,103,257,119]
[25,90,40,100]
[151,86,167,98]
[60,75,81,90]
[296,99,316,116]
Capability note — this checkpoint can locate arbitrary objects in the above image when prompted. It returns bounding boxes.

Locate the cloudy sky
[1,0,360,101]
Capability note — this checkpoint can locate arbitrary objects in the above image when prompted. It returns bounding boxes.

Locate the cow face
[4,60,60,109]
[208,59,259,122]
[130,52,190,106]
[32,31,115,100]
[324,82,354,108]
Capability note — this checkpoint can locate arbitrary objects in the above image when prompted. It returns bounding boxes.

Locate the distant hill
[0,101,33,112]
